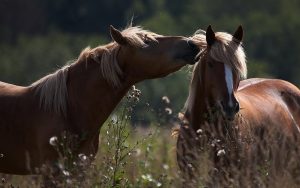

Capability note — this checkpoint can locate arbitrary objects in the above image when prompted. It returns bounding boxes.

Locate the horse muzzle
[221,101,240,121]
[186,40,200,65]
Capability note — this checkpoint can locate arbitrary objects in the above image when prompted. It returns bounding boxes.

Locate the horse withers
[176,25,300,186]
[0,25,200,174]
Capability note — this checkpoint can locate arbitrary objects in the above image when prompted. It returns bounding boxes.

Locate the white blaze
[224,64,233,107]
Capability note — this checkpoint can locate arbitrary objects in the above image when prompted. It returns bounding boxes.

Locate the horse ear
[110,25,128,45]
[206,25,216,46]
[233,25,243,43]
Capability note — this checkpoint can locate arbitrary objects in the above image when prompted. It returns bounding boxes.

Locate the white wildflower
[156,182,162,187]
[135,148,141,157]
[141,174,153,182]
[196,129,203,134]
[165,107,172,115]
[217,149,226,156]
[163,164,169,170]
[178,112,185,120]
[78,153,87,161]
[62,170,70,176]
[132,85,137,91]
[211,139,221,147]
[111,114,118,124]
[49,136,58,146]
[162,96,170,104]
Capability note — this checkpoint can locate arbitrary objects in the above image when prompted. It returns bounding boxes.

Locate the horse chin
[160,63,185,77]
[182,56,198,65]
[223,111,237,121]
[158,68,181,77]
[225,115,235,121]
[175,53,198,65]
[216,102,237,121]
[219,107,236,121]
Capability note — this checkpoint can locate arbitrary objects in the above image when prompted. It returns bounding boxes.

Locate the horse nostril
[221,101,239,113]
[187,40,199,52]
[235,102,240,113]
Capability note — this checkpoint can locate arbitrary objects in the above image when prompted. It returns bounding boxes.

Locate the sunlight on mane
[184,31,248,115]
[121,26,161,47]
[30,26,158,116]
[191,31,247,79]
[30,65,69,116]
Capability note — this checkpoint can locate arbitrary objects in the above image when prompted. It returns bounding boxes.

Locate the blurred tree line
[1,0,300,125]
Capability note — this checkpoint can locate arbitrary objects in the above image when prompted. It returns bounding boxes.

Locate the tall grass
[1,87,300,187]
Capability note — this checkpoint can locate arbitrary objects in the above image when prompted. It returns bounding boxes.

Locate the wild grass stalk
[1,89,300,187]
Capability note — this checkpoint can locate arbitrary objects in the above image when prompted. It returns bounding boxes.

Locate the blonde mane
[184,30,247,114]
[30,26,159,116]
[191,31,247,79]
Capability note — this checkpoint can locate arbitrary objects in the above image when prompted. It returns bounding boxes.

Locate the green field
[2,0,300,187]
[2,92,300,188]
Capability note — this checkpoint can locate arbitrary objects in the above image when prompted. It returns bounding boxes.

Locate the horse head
[109,26,200,82]
[189,25,246,121]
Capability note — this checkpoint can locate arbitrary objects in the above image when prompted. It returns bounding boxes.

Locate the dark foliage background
[1,0,300,125]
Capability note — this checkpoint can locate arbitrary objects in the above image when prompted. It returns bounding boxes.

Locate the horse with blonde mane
[176,25,300,185]
[0,25,199,174]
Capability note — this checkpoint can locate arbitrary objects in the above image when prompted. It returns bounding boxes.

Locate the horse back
[237,79,300,135]
[0,81,30,117]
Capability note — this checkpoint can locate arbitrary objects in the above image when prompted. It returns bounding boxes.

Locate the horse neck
[66,54,133,137]
[185,73,210,131]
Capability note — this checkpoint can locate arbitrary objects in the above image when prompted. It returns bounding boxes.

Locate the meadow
[1,87,300,188]
[2,0,300,187]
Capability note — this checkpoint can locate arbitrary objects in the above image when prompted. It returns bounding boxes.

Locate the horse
[0,25,199,175]
[176,25,300,186]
